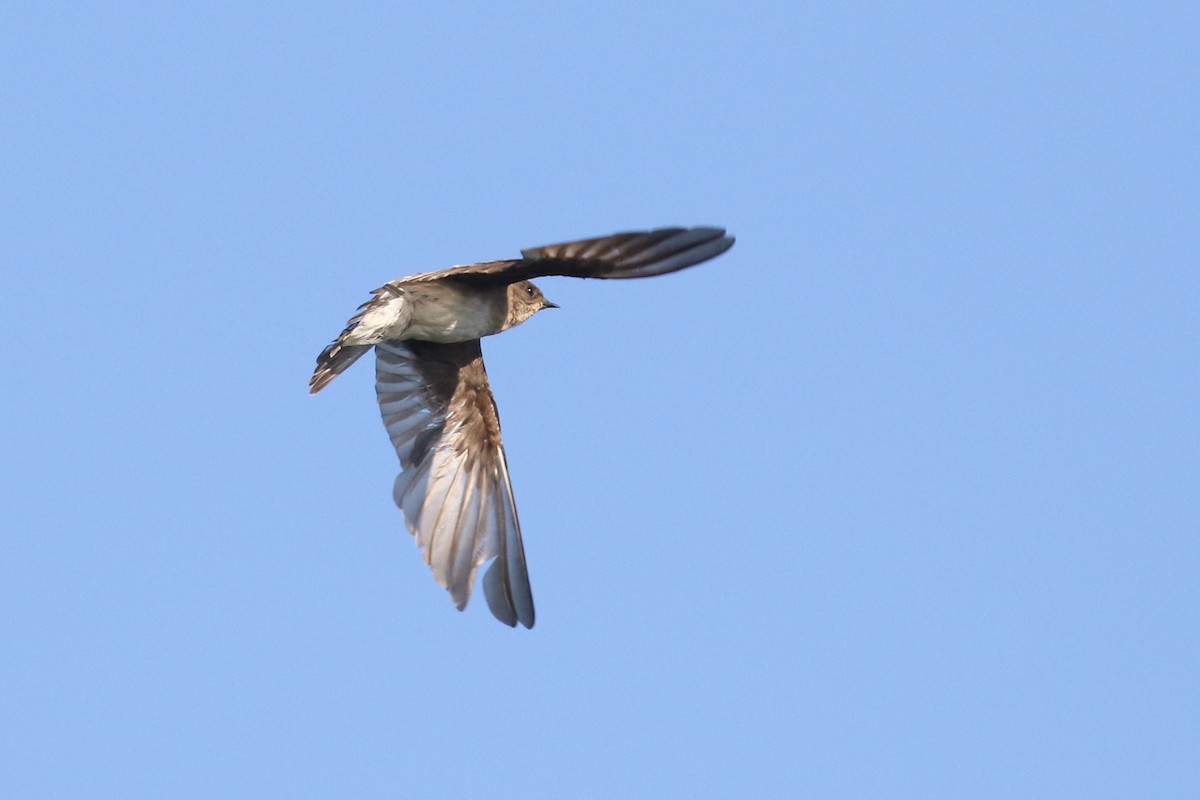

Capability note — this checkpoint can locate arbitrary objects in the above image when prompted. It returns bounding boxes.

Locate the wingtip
[694,226,734,246]
[483,559,535,629]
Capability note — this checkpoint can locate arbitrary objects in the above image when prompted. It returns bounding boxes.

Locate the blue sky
[2,2,1197,797]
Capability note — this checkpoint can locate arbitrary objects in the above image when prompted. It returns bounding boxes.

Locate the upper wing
[406,226,734,285]
[375,340,535,628]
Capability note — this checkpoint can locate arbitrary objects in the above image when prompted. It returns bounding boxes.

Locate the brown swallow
[310,227,735,627]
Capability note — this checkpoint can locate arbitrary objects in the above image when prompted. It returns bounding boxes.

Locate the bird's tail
[309,341,372,394]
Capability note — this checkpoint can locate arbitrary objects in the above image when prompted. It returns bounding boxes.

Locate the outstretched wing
[375,340,535,628]
[407,226,734,285]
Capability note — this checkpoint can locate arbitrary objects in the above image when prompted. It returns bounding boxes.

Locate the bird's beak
[543,300,560,309]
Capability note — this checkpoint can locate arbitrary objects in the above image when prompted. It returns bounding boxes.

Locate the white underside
[344,299,408,344]
[342,288,504,345]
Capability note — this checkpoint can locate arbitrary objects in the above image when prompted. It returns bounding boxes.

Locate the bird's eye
[525,286,535,296]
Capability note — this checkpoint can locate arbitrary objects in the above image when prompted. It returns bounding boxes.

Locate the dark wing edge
[519,226,734,279]
[409,226,734,284]
[376,340,535,628]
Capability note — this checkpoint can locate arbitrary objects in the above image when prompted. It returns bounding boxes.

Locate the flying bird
[310,226,735,627]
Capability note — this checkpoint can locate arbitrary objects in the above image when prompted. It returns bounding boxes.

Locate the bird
[310,226,735,628]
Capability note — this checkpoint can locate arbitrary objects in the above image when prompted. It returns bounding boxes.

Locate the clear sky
[2,3,1197,798]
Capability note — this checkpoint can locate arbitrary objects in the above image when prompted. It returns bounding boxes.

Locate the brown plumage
[311,227,735,627]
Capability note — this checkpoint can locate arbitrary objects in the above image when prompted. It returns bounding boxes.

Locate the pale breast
[402,282,510,343]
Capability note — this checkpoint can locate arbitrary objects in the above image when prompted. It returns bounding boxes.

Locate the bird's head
[505,280,559,328]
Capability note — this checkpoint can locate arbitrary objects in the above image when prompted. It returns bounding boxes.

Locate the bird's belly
[405,295,504,343]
